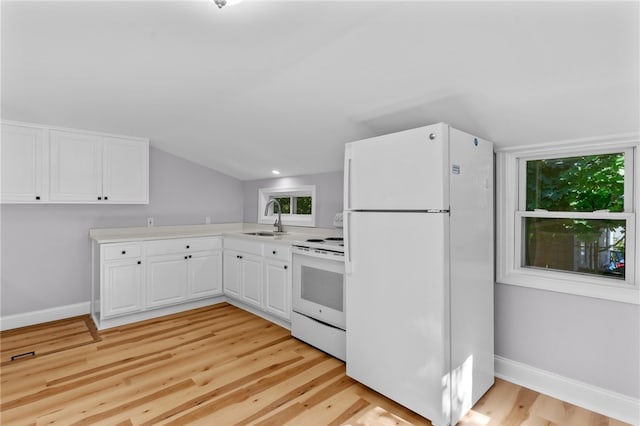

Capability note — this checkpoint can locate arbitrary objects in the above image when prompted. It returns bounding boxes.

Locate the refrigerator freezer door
[344,123,449,211]
[345,211,450,426]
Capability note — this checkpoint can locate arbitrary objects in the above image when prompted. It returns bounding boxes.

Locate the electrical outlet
[205,216,211,224]
[147,217,154,227]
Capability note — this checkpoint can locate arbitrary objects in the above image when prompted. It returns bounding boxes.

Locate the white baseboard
[0,302,90,331]
[495,355,640,425]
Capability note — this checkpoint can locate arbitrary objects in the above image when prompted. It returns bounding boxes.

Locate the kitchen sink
[243,231,279,237]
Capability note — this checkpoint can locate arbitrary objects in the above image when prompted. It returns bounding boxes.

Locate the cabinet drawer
[103,244,142,261]
[146,237,221,256]
[264,243,291,261]
[224,238,263,256]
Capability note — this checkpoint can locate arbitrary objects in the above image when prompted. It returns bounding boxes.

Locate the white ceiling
[2,0,638,180]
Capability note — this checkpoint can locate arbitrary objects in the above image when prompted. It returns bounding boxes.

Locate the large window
[497,140,639,304]
[258,186,316,227]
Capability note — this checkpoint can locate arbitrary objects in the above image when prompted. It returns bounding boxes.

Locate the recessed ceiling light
[211,0,243,9]
[272,170,281,175]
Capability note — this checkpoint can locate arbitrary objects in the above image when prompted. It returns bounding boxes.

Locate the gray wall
[495,283,640,398]
[0,147,243,316]
[242,171,343,229]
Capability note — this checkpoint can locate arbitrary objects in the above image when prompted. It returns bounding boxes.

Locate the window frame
[497,136,640,305]
[258,185,316,227]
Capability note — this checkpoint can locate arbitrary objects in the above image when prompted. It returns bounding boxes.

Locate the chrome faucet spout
[264,199,284,233]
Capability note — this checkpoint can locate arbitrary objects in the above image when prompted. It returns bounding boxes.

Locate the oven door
[292,250,345,330]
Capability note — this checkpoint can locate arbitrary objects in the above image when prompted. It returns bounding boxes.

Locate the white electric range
[291,236,346,361]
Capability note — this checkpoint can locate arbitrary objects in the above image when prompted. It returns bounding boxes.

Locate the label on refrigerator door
[452,164,461,174]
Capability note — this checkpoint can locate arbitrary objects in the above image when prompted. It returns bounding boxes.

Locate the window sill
[259,215,316,228]
[497,269,640,305]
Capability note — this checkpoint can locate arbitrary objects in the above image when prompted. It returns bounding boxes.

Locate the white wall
[0,147,243,316]
[495,283,640,399]
[242,171,343,229]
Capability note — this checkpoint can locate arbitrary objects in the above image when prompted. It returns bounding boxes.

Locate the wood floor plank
[0,303,629,426]
[159,354,330,425]
[288,385,365,425]
[232,362,345,424]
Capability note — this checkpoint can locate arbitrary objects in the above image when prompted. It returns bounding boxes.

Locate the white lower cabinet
[223,249,264,308]
[264,259,291,320]
[146,254,189,309]
[93,234,293,329]
[190,250,223,298]
[223,251,242,298]
[223,238,292,322]
[93,236,222,328]
[103,257,143,318]
[240,254,263,307]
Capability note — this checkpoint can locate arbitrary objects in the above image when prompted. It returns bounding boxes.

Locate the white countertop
[89,223,340,244]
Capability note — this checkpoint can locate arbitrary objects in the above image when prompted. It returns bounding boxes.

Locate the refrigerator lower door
[346,211,450,426]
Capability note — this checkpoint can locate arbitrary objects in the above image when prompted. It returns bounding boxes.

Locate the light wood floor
[1,315,100,365]
[0,303,628,425]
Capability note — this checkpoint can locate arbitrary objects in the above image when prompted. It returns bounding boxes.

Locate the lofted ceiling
[1,0,638,180]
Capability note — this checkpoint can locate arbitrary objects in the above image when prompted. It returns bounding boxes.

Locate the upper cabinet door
[49,130,103,202]
[102,137,149,203]
[344,123,449,211]
[1,124,46,202]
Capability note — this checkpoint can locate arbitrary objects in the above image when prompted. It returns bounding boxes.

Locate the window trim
[258,185,316,227]
[496,135,640,305]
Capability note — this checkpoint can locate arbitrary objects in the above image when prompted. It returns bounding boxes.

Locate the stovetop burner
[295,236,345,254]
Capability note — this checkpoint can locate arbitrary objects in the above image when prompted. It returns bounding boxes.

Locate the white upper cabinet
[0,124,47,202]
[49,130,103,202]
[1,121,148,204]
[102,136,149,203]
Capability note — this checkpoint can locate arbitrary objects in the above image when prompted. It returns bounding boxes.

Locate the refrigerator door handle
[347,158,352,210]
[345,211,353,274]
[344,146,352,210]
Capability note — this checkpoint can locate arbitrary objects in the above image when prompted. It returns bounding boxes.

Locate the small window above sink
[258,186,316,227]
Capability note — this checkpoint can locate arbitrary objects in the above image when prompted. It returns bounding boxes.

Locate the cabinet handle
[184,256,188,260]
[104,196,108,200]
[35,196,40,200]
[97,196,102,200]
[189,255,192,259]
[237,255,243,259]
[284,265,288,270]
[137,261,141,265]
[272,250,277,255]
[121,250,126,255]
[186,245,190,249]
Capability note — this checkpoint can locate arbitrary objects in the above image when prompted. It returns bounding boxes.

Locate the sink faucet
[264,199,284,233]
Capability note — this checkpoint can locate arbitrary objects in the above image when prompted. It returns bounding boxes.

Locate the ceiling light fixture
[272,170,281,175]
[211,0,243,9]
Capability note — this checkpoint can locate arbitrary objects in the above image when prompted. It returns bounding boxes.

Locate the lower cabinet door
[264,260,291,320]
[146,254,188,308]
[103,259,143,318]
[241,254,263,308]
[223,251,242,298]
[189,250,222,299]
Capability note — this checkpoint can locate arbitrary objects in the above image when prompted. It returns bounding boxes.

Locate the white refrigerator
[343,123,494,426]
